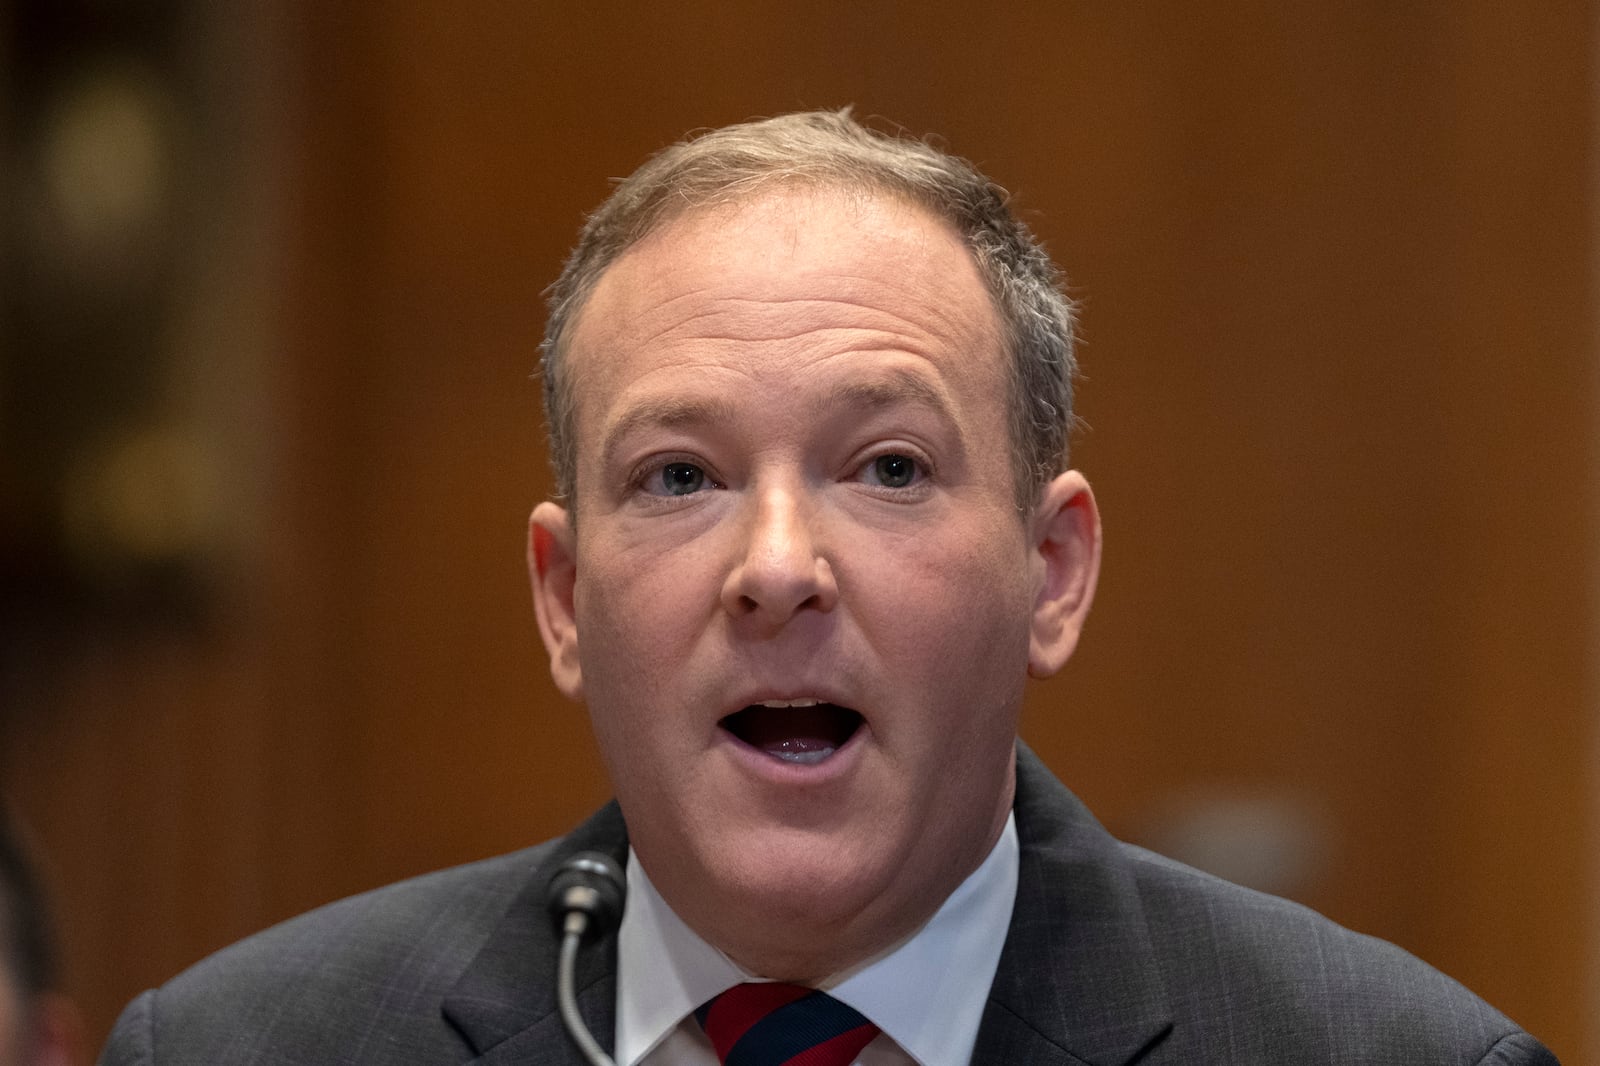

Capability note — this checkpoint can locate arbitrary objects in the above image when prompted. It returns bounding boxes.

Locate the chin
[695,834,907,975]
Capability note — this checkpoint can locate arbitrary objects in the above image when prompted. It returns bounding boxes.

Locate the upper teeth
[759,698,821,708]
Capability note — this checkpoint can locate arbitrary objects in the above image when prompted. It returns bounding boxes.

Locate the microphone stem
[558,911,616,1066]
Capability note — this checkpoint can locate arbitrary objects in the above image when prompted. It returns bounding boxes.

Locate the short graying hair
[540,109,1078,513]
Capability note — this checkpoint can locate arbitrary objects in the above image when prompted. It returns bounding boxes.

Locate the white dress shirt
[615,814,1019,1066]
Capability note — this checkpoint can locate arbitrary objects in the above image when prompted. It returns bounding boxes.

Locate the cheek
[909,517,1032,632]
[576,535,698,649]
[572,545,715,734]
[859,521,1035,698]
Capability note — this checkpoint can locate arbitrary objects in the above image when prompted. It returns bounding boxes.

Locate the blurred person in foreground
[100,111,1555,1064]
[1,816,76,1066]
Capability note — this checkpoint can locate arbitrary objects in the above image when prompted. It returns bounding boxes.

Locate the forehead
[563,187,1005,423]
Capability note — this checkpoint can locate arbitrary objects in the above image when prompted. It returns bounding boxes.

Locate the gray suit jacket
[100,746,1557,1064]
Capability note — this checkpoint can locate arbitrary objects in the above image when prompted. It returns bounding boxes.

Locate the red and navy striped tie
[695,982,880,1066]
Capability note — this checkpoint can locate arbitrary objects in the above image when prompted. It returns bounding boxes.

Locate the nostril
[724,552,836,622]
[730,588,829,620]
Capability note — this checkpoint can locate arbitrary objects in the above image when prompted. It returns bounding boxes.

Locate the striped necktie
[695,982,880,1066]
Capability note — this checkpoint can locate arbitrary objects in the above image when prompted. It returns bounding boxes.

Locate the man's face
[531,186,1097,978]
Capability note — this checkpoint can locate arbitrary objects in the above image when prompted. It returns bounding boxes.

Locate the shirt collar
[614,814,1019,1066]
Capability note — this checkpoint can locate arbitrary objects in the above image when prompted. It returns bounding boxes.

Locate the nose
[721,486,838,627]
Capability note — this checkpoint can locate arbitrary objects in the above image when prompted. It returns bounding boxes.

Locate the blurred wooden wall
[1,3,1594,1060]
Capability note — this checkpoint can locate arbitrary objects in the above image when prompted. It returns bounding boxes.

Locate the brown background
[2,3,1595,1061]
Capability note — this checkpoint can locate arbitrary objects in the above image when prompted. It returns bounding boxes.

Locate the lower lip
[714,719,869,786]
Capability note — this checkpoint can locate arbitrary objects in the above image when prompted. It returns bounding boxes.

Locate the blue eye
[658,462,706,496]
[869,454,918,488]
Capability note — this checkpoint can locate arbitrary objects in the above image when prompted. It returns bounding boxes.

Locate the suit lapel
[971,744,1174,1066]
[443,802,629,1066]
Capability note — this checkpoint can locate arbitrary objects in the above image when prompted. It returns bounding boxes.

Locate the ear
[528,502,584,700]
[1027,470,1102,678]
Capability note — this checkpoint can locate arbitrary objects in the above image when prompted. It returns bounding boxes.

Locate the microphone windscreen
[547,851,626,935]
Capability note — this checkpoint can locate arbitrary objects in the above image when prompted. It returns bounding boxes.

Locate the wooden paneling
[2,3,1592,1059]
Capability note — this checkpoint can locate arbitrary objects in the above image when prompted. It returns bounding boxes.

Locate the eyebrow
[598,366,959,471]
[818,369,956,424]
[600,394,742,472]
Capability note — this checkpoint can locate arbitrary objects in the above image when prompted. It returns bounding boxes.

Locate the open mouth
[720,700,864,765]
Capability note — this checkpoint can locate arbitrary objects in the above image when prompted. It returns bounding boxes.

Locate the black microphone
[547,852,626,1066]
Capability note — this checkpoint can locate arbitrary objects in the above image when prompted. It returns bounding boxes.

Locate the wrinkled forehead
[562,186,1005,415]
